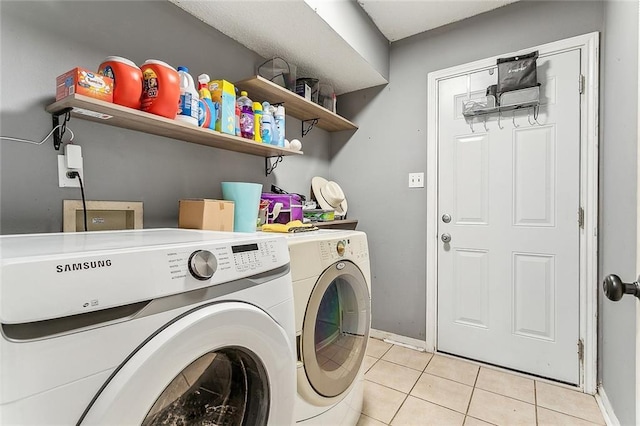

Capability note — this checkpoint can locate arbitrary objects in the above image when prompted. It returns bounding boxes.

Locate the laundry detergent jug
[140,60,180,119]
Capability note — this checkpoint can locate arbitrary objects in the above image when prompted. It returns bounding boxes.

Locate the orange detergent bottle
[98,56,143,109]
[140,60,180,119]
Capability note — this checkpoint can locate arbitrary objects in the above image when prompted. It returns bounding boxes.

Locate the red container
[140,60,180,119]
[98,56,143,109]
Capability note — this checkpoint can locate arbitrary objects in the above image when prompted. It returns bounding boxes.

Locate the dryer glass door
[302,261,371,398]
[79,301,295,425]
[142,348,267,425]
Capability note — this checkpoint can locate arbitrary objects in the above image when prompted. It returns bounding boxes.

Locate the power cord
[0,124,75,145]
[67,171,87,232]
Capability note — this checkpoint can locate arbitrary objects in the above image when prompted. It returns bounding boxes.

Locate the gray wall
[599,1,639,425]
[335,1,637,423]
[0,0,331,234]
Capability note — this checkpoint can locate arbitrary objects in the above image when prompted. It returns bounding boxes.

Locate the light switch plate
[409,172,424,188]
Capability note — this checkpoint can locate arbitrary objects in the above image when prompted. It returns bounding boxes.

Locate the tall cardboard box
[178,199,234,231]
[208,80,236,135]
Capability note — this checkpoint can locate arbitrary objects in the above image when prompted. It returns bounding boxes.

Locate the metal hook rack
[462,86,541,132]
[265,155,284,176]
[301,118,319,137]
[52,107,73,150]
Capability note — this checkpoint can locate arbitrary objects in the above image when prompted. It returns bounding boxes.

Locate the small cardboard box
[208,80,236,135]
[56,67,113,102]
[178,199,234,231]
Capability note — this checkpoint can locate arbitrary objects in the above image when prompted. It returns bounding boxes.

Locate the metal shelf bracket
[51,107,73,150]
[301,118,319,137]
[265,155,284,176]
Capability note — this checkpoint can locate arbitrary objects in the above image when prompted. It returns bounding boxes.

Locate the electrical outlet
[408,172,424,188]
[58,155,83,188]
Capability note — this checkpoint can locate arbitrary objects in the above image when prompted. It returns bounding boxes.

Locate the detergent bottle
[236,91,254,140]
[253,102,263,142]
[235,103,241,136]
[140,60,180,119]
[261,101,273,144]
[274,104,285,147]
[98,56,142,109]
[268,104,280,145]
[176,66,199,126]
[197,74,217,130]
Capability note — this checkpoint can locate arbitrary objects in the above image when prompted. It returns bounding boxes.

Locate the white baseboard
[369,328,427,352]
[596,385,621,426]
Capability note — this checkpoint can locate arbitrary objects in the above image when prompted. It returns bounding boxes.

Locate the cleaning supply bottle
[269,105,280,146]
[197,74,217,130]
[274,104,285,147]
[253,102,263,142]
[236,91,254,140]
[261,101,273,144]
[235,103,241,136]
[176,66,199,126]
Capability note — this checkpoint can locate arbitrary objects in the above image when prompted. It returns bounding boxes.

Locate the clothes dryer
[0,229,296,425]
[285,230,371,425]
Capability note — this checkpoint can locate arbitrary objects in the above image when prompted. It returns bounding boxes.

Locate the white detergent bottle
[268,105,280,146]
[261,102,273,144]
[176,66,199,126]
[274,105,285,147]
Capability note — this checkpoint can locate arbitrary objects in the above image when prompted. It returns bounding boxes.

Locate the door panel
[513,126,556,226]
[453,134,490,225]
[437,49,581,384]
[452,249,489,328]
[512,253,555,340]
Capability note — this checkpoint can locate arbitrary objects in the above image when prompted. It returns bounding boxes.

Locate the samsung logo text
[56,260,112,273]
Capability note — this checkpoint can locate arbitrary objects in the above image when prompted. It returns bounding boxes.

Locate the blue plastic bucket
[221,182,263,232]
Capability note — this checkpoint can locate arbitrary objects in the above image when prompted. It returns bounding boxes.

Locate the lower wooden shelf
[312,219,358,230]
[46,94,303,158]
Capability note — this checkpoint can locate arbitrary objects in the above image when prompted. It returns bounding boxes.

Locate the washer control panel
[0,231,289,324]
[166,240,281,281]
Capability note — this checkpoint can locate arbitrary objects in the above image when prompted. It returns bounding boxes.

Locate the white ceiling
[170,0,520,95]
[358,0,520,42]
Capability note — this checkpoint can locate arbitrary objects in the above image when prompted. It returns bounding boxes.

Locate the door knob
[602,274,640,301]
[441,233,451,243]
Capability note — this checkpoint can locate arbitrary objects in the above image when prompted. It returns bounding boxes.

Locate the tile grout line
[464,365,481,420]
[534,380,538,426]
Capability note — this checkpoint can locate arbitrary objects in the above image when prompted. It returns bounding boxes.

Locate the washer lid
[0,228,278,259]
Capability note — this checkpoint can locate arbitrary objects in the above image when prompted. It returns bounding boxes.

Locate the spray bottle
[197,74,217,130]
[274,104,285,147]
[261,101,273,144]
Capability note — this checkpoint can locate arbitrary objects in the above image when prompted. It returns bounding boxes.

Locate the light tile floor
[358,338,605,426]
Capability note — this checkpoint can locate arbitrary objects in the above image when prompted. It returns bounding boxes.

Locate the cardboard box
[178,199,234,231]
[208,80,236,135]
[56,67,113,102]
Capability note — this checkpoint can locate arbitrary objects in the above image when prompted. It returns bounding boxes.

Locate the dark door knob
[602,274,640,301]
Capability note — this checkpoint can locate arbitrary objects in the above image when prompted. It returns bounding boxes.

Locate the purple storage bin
[261,193,303,224]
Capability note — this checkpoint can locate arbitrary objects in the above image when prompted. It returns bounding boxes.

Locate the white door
[437,49,582,384]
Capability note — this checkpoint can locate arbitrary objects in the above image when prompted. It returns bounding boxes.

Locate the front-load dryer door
[79,302,295,426]
[302,260,371,398]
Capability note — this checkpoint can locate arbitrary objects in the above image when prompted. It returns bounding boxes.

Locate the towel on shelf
[261,220,318,233]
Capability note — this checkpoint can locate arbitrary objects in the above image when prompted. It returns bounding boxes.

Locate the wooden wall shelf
[235,76,358,133]
[46,94,303,158]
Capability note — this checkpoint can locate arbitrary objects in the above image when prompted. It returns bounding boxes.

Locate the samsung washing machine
[285,230,371,425]
[0,228,297,425]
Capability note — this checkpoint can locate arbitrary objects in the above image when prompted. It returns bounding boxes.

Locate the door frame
[426,32,600,393]
[636,2,639,420]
